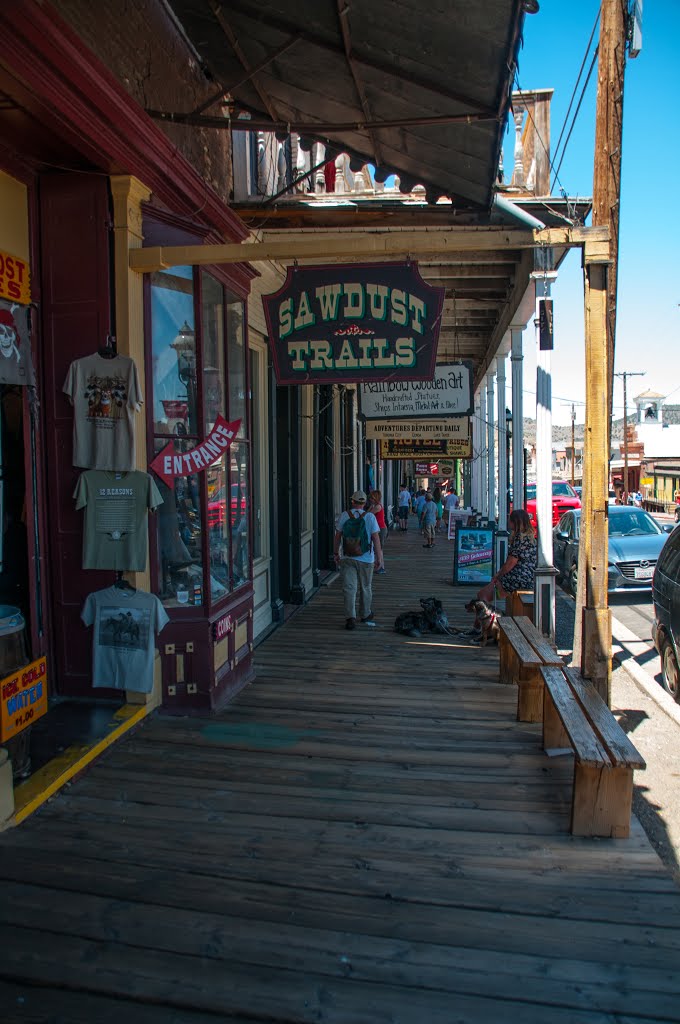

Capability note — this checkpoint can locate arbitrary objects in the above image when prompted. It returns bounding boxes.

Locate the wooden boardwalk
[2,523,680,1023]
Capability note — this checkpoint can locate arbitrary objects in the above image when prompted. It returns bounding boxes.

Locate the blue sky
[512,0,680,425]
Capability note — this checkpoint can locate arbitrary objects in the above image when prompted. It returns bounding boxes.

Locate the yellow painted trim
[12,703,149,825]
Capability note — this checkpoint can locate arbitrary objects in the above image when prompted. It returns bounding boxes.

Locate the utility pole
[571,404,576,487]
[592,0,629,440]
[614,370,644,498]
[574,0,637,702]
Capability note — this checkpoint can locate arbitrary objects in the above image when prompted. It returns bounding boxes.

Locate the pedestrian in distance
[415,489,427,531]
[397,481,411,531]
[422,491,437,548]
[433,485,444,533]
[333,490,383,630]
[368,489,387,573]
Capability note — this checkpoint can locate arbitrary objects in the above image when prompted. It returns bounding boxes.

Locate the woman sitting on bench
[477,509,537,604]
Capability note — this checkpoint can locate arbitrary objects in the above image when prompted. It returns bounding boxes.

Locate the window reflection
[227,296,246,437]
[202,273,226,432]
[155,439,204,608]
[207,456,230,600]
[230,443,250,589]
[151,268,199,436]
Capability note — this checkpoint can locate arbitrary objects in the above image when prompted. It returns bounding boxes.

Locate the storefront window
[154,438,204,608]
[151,268,199,437]
[149,266,250,610]
[202,273,226,432]
[227,295,246,437]
[229,442,250,588]
[250,349,263,560]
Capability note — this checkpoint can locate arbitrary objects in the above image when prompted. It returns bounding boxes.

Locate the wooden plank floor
[2,522,680,1023]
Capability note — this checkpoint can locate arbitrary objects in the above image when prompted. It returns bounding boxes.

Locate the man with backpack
[333,490,383,630]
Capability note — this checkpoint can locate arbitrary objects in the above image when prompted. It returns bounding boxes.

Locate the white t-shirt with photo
[82,586,169,693]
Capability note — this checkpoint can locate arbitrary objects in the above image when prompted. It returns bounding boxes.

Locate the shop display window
[149,267,249,610]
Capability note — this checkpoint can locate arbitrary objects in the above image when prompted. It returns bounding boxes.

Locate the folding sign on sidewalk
[262,261,444,385]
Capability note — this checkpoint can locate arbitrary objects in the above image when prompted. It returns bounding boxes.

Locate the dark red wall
[39,172,120,698]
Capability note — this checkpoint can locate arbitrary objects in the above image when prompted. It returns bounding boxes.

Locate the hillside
[521,405,680,445]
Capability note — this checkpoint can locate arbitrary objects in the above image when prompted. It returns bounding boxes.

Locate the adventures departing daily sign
[262,261,444,385]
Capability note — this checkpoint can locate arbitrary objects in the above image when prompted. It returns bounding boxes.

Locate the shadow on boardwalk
[1,523,680,1022]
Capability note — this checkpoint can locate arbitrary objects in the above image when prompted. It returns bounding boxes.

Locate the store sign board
[365,417,470,440]
[381,439,461,460]
[213,612,233,643]
[262,261,443,385]
[1,657,48,742]
[150,416,241,487]
[358,362,472,419]
[415,463,439,475]
[0,250,30,304]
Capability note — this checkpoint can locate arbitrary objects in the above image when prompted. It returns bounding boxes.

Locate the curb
[611,614,680,729]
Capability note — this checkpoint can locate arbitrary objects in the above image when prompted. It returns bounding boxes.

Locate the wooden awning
[161,0,530,209]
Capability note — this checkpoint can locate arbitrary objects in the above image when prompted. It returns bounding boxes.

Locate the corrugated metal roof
[164,0,528,209]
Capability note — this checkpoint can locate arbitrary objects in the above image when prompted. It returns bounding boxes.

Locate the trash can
[0,606,31,780]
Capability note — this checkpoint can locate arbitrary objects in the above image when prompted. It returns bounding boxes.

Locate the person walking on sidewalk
[333,490,383,630]
[397,482,411,531]
[415,489,427,531]
[422,491,437,548]
[368,489,387,573]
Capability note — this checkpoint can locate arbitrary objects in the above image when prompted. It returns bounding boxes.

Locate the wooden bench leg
[498,633,516,685]
[571,764,634,838]
[517,665,544,723]
[543,687,571,750]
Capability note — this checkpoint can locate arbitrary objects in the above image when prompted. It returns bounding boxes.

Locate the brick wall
[52,0,232,203]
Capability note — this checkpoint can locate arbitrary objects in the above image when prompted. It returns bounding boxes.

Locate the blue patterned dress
[500,531,537,591]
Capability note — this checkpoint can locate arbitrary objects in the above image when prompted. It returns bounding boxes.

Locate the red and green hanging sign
[262,261,444,386]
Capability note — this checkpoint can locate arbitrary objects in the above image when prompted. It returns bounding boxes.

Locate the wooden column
[486,371,496,523]
[510,326,525,513]
[110,175,161,708]
[578,235,612,702]
[533,261,557,640]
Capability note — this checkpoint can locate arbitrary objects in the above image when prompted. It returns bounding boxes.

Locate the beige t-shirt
[63,353,142,470]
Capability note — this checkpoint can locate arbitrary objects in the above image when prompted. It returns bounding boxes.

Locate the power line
[550,9,600,188]
[551,47,599,193]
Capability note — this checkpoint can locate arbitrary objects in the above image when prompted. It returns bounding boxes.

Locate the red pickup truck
[525,480,581,529]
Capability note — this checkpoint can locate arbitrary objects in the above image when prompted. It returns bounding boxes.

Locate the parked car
[652,524,680,700]
[207,483,247,530]
[525,480,581,530]
[553,505,674,597]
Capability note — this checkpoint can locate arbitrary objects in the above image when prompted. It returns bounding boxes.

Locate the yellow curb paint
[12,703,149,825]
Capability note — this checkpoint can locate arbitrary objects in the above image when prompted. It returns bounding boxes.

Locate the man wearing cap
[333,490,383,630]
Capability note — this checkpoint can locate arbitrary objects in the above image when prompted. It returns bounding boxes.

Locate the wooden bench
[498,616,564,722]
[507,589,534,619]
[540,665,646,838]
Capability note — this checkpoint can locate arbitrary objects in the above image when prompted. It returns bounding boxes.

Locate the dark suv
[652,524,680,700]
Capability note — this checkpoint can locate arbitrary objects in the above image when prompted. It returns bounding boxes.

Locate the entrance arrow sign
[149,415,241,487]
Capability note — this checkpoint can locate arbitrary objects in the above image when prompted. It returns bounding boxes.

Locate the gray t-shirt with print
[74,470,163,571]
[82,586,169,693]
[63,353,142,470]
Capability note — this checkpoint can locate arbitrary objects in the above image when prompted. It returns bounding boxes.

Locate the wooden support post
[577,241,612,703]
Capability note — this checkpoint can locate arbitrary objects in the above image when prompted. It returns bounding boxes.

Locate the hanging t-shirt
[74,470,163,571]
[81,585,169,693]
[63,353,142,470]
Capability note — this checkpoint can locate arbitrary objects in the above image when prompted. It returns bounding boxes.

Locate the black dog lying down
[394,597,449,637]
